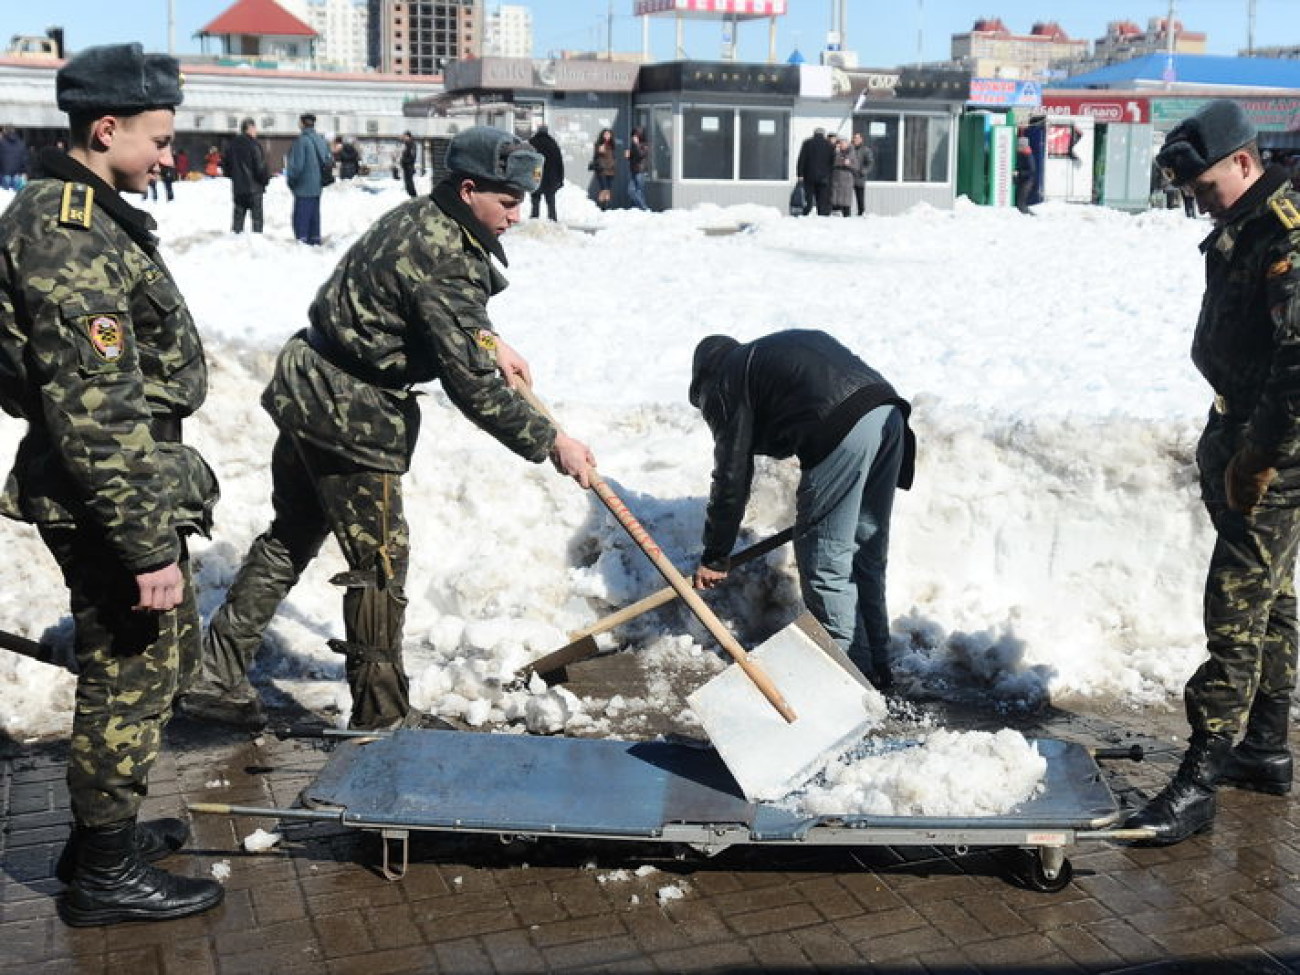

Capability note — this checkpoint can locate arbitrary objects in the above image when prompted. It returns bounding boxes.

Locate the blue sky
[8,1,1298,66]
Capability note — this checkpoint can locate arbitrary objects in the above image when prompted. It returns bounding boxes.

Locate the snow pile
[795,729,1048,818]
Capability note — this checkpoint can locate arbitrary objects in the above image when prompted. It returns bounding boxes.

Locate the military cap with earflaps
[56,42,183,114]
[445,126,543,195]
[1157,99,1257,187]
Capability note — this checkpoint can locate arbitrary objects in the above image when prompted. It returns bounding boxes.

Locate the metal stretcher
[193,728,1144,892]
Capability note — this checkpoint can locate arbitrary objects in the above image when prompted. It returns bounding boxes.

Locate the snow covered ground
[0,171,1226,809]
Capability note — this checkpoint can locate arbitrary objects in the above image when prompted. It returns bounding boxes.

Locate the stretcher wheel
[1022,849,1073,893]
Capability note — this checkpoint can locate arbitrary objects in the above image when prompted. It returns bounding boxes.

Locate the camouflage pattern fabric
[1186,501,1300,735]
[1185,170,1300,735]
[207,187,555,727]
[41,526,201,826]
[205,433,412,729]
[261,191,555,473]
[0,159,215,828]
[0,171,217,570]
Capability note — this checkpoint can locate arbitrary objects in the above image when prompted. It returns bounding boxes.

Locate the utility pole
[607,0,613,61]
[1247,0,1256,55]
[916,0,924,68]
[167,0,175,55]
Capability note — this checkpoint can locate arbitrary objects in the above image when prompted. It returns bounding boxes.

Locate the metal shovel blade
[687,614,888,802]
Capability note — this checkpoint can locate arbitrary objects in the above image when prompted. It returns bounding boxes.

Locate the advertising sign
[1041,95,1148,124]
[634,0,787,16]
[1152,97,1300,132]
[968,78,1041,107]
[989,124,1015,208]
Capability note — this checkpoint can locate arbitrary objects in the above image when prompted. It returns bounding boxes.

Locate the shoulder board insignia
[1271,196,1300,231]
[475,329,498,352]
[58,183,94,230]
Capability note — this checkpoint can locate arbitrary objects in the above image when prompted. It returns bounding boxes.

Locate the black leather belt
[150,415,182,443]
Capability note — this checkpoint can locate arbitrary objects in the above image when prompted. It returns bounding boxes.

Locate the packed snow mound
[794,729,1048,818]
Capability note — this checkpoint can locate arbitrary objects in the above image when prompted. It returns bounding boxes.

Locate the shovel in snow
[520,386,884,801]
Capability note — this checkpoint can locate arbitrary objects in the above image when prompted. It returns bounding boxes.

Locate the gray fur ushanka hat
[1157,100,1257,186]
[57,43,183,114]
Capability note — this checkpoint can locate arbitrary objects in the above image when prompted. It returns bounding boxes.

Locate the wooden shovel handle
[523,527,794,678]
[520,385,797,723]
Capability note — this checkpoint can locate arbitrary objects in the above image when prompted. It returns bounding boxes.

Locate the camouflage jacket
[1193,166,1300,507]
[0,151,217,572]
[262,179,556,472]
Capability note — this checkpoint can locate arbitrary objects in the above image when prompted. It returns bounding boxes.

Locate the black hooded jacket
[691,329,915,567]
[529,128,565,192]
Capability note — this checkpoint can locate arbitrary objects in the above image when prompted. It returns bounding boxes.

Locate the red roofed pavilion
[196,0,317,62]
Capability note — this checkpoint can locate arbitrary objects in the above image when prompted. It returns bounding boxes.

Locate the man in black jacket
[528,123,564,221]
[399,131,418,198]
[225,118,269,233]
[689,329,915,689]
[795,129,836,216]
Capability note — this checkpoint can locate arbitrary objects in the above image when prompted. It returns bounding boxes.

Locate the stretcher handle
[520,384,796,723]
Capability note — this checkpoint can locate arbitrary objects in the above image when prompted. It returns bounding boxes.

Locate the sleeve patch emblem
[1267,257,1293,278]
[88,315,125,361]
[475,329,498,352]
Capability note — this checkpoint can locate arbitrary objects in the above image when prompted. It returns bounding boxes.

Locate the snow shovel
[520,526,795,683]
[520,386,884,800]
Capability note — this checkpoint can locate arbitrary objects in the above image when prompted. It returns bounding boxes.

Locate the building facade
[485,5,532,59]
[280,0,370,71]
[951,18,1088,81]
[368,0,483,76]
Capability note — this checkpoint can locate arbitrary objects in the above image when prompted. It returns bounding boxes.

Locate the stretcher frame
[194,728,1151,892]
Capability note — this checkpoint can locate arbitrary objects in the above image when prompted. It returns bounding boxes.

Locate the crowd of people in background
[795,127,874,217]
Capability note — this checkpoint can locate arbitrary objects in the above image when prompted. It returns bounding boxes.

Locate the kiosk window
[652,106,673,180]
[684,108,734,179]
[739,109,788,181]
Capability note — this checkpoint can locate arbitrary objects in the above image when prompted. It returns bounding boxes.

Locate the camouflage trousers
[203,432,410,729]
[39,525,199,828]
[1186,500,1300,736]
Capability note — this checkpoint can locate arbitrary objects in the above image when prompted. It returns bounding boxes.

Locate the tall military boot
[60,820,223,927]
[1219,694,1293,795]
[54,817,190,885]
[1123,731,1232,846]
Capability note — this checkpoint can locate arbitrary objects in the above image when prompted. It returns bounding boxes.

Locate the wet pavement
[3,651,1299,974]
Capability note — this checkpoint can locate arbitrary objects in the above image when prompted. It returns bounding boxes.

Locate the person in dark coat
[399,131,418,198]
[1014,135,1037,214]
[528,124,564,220]
[224,118,270,233]
[850,132,873,215]
[689,329,916,689]
[795,128,836,216]
[0,127,30,190]
[337,138,361,180]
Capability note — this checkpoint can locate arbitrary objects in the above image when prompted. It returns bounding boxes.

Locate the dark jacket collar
[1201,165,1293,253]
[431,178,508,267]
[37,148,159,252]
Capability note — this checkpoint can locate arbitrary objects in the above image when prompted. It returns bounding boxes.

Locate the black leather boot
[1124,732,1232,846]
[1219,694,1293,795]
[55,817,190,885]
[60,820,223,927]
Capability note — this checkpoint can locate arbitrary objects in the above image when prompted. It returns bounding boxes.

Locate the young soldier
[1126,100,1300,844]
[182,126,595,731]
[0,44,223,924]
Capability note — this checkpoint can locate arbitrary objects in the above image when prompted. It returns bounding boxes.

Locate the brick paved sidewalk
[3,693,1299,974]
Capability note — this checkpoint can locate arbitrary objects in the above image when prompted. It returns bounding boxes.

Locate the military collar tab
[37,148,159,250]
[431,179,508,267]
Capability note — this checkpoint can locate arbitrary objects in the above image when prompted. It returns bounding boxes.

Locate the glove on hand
[1225,443,1279,513]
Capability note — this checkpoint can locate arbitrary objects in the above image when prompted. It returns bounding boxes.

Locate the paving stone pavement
[3,659,1299,974]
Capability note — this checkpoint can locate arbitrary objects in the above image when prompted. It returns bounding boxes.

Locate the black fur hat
[1157,100,1257,186]
[57,43,182,114]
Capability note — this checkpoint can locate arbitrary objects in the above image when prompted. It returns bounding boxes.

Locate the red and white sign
[635,0,787,15]
[1041,95,1148,124]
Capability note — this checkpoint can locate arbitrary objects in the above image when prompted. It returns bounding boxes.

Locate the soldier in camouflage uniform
[181,126,596,731]
[0,44,223,924]
[1126,100,1300,845]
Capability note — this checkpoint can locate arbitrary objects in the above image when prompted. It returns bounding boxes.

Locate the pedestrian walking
[225,117,270,233]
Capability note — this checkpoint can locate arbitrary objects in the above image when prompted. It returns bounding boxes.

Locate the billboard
[634,0,787,16]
